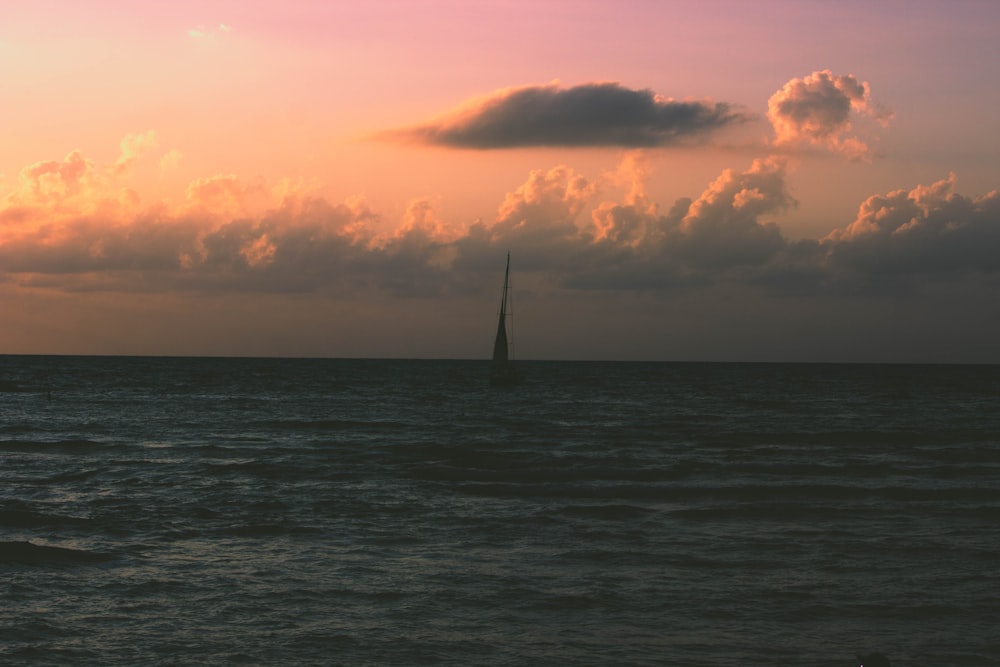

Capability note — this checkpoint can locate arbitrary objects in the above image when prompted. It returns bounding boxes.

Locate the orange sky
[2,1,1000,361]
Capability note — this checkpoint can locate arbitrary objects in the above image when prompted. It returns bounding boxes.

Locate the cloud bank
[384,82,748,148]
[2,137,997,302]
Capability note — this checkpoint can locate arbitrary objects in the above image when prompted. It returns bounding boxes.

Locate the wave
[221,523,322,537]
[0,541,114,565]
[557,504,654,520]
[252,418,412,432]
[0,438,109,452]
[0,502,92,529]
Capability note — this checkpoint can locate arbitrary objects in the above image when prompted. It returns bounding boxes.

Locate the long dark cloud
[384,82,749,148]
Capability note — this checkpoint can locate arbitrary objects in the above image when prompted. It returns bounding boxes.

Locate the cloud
[492,165,595,242]
[572,155,794,289]
[3,132,178,214]
[383,82,749,149]
[768,70,893,159]
[669,155,793,268]
[184,174,251,218]
[112,130,158,176]
[7,150,100,206]
[2,140,998,306]
[823,174,1000,275]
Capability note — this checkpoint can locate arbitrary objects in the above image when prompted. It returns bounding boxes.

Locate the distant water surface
[2,357,999,665]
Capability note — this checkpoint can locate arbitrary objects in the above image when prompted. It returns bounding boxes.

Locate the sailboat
[490,252,522,386]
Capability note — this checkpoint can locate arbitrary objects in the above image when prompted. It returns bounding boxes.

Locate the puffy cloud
[393,199,445,241]
[589,153,658,248]
[112,131,158,176]
[184,174,251,218]
[7,150,100,206]
[768,70,893,159]
[383,82,748,149]
[668,155,793,268]
[190,193,384,291]
[3,132,180,220]
[575,156,793,289]
[823,174,1000,274]
[493,166,595,238]
[391,199,463,249]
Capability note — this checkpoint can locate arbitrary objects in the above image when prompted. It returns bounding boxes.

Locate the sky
[2,0,1000,362]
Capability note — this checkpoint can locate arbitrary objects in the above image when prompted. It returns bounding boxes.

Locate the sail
[489,252,520,386]
[492,254,510,364]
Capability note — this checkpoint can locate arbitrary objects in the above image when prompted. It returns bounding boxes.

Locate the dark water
[2,357,998,666]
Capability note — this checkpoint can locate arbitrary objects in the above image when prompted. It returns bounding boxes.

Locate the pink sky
[2,1,1000,361]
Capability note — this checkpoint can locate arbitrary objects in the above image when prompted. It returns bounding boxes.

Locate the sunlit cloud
[7,150,100,206]
[382,82,750,149]
[2,138,997,301]
[183,174,251,218]
[671,155,793,268]
[767,70,893,160]
[3,131,177,215]
[112,130,157,176]
[590,154,655,248]
[570,155,794,289]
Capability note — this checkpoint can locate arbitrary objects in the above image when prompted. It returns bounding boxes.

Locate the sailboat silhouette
[489,252,522,386]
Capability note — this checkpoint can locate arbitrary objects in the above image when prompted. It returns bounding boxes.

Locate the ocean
[1,356,998,666]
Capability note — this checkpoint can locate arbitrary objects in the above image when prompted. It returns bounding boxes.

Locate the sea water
[1,356,998,666]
